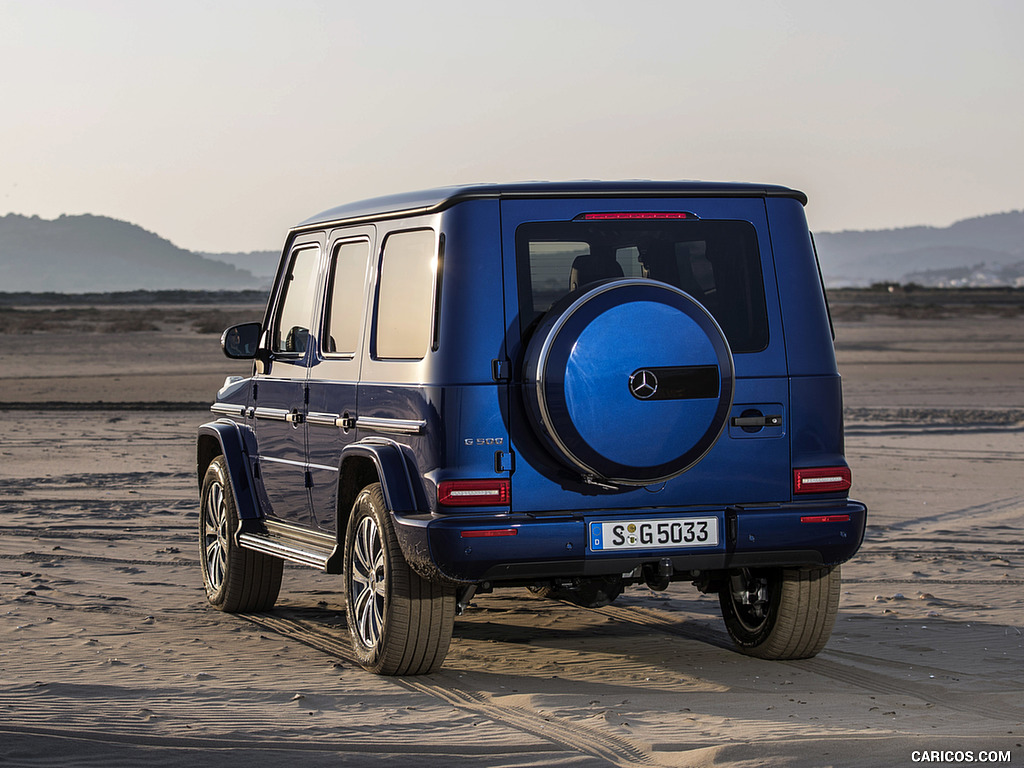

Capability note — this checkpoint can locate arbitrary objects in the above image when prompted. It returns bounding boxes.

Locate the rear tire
[344,483,455,675]
[719,565,840,659]
[199,456,282,612]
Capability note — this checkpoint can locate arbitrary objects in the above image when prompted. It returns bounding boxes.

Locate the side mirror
[221,322,262,360]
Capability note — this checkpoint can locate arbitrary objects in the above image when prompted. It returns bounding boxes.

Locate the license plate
[589,517,719,552]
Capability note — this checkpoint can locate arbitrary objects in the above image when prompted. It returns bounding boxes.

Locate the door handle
[730,414,781,428]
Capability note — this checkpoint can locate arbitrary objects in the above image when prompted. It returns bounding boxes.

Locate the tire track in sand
[587,604,1023,723]
[241,610,654,768]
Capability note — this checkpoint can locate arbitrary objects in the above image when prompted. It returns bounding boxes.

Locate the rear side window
[324,240,371,356]
[516,219,768,353]
[375,229,437,359]
[273,245,320,354]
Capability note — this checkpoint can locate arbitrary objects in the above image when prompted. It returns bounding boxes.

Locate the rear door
[500,196,790,513]
[305,227,375,530]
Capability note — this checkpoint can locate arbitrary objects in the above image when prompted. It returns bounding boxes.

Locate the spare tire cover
[523,279,734,485]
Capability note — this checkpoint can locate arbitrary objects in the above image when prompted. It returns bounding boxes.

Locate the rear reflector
[580,212,695,220]
[800,514,852,524]
[438,479,510,506]
[793,467,852,494]
[460,528,518,538]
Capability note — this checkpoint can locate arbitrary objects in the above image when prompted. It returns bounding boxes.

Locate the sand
[1,310,1022,767]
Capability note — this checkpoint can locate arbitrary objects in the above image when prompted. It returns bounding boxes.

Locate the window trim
[430,232,445,352]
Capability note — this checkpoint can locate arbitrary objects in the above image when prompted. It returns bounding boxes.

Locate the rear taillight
[793,467,851,494]
[438,479,510,507]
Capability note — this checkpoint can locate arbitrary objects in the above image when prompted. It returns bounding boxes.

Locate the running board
[238,520,339,571]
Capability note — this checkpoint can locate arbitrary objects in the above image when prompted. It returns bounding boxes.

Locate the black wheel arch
[197,420,260,525]
[332,439,442,580]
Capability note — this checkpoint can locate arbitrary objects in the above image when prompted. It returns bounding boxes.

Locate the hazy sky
[2,0,1022,253]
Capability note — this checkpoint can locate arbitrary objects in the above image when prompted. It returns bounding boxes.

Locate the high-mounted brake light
[793,467,852,495]
[580,212,696,220]
[438,479,510,507]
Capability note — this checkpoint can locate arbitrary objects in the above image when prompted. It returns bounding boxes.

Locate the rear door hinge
[491,359,510,382]
[495,450,515,473]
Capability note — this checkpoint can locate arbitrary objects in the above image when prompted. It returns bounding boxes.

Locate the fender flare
[337,438,452,581]
[339,437,426,513]
[197,420,261,521]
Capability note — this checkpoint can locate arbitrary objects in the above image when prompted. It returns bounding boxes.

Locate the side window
[273,246,320,354]
[323,240,371,356]
[375,229,437,360]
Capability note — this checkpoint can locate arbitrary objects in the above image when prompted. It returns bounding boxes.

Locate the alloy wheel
[202,480,228,592]
[728,569,771,633]
[350,515,387,649]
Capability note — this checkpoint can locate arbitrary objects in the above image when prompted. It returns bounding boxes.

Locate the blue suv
[197,181,866,675]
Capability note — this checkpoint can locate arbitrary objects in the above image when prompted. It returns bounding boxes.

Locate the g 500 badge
[464,437,504,446]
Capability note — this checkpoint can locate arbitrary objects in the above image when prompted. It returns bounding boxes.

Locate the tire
[199,456,282,612]
[528,575,623,608]
[344,484,456,675]
[719,565,840,660]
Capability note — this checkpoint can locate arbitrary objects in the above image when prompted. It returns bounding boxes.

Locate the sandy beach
[1,301,1022,767]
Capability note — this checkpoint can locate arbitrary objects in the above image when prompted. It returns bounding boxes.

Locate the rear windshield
[516,219,769,353]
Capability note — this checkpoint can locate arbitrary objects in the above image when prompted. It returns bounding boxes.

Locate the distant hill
[3,208,1023,293]
[0,214,265,292]
[814,210,1024,287]
[197,250,279,281]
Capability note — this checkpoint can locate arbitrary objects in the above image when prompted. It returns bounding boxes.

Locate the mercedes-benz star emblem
[629,369,659,400]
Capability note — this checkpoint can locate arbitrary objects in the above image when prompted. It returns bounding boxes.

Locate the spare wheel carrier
[522,278,735,486]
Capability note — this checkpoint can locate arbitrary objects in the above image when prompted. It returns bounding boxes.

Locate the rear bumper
[393,499,867,585]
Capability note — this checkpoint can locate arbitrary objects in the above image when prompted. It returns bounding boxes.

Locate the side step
[238,520,339,571]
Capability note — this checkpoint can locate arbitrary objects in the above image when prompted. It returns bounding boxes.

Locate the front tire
[199,456,282,612]
[719,565,840,659]
[344,484,455,675]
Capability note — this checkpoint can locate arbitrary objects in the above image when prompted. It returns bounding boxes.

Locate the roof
[296,180,807,230]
